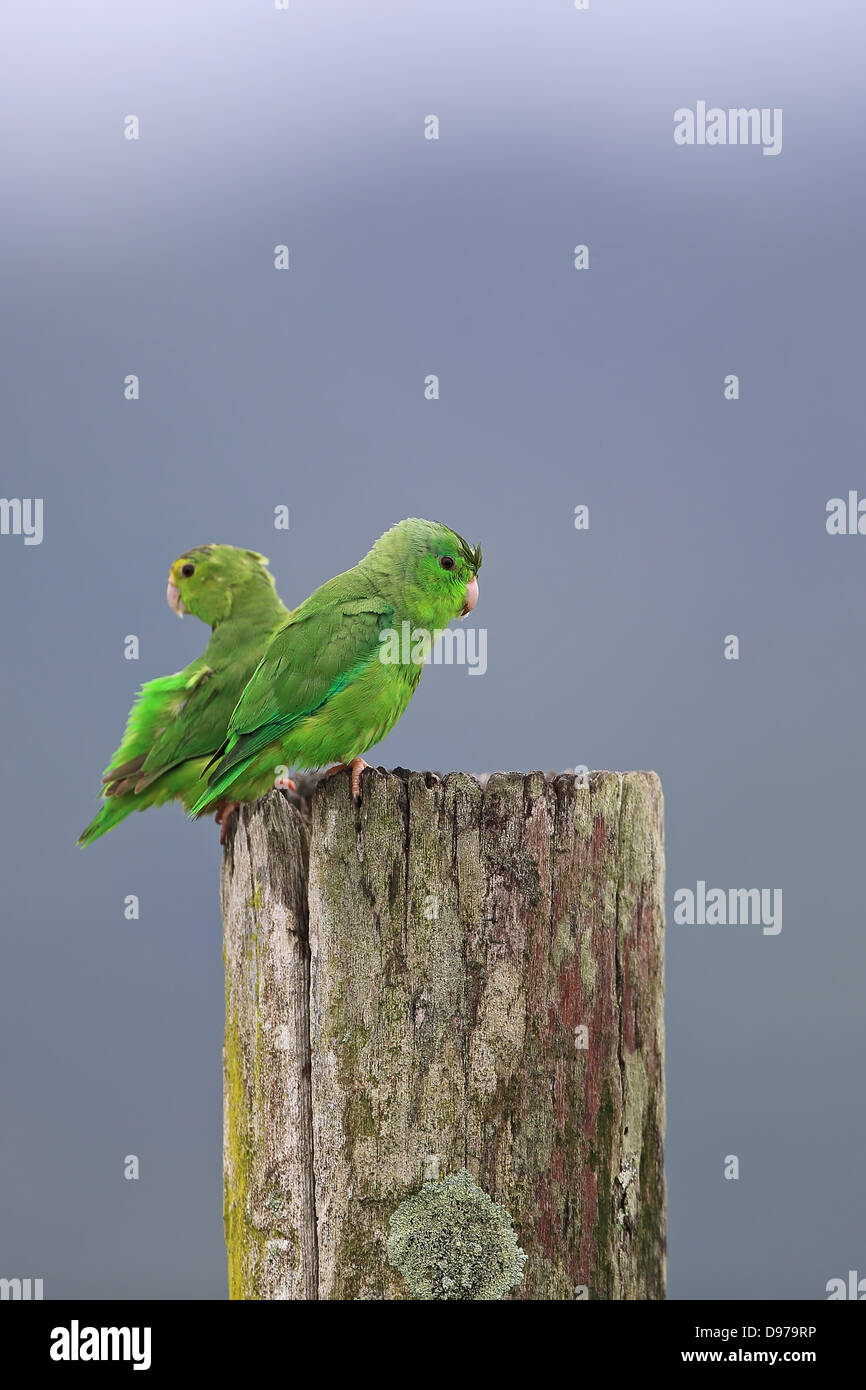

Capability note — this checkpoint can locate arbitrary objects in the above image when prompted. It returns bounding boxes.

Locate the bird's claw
[350,757,369,800]
[323,757,370,801]
[215,801,240,845]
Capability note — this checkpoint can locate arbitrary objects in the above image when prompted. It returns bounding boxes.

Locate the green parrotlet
[191,518,481,821]
[78,544,291,845]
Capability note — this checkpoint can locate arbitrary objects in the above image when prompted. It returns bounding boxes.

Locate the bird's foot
[215,801,241,845]
[323,757,370,801]
[275,776,296,791]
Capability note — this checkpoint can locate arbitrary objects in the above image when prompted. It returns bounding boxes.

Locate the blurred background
[1,0,864,1298]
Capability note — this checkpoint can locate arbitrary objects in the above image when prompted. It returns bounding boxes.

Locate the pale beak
[460,574,478,617]
[166,575,187,617]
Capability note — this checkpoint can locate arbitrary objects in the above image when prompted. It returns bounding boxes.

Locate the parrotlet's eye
[438,556,455,571]
[181,563,195,578]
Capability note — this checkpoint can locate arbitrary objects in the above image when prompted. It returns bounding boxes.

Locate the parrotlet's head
[166,544,278,627]
[363,518,482,629]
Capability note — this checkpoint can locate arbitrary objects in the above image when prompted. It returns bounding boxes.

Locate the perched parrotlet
[191,517,481,823]
[78,545,291,845]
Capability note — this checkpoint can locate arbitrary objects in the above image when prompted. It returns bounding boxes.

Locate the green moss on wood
[343,1090,376,1143]
[589,1078,618,1298]
[224,1012,266,1299]
[635,1090,666,1296]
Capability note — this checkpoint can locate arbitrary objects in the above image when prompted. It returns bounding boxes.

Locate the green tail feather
[78,761,203,845]
[77,796,142,846]
[189,757,249,816]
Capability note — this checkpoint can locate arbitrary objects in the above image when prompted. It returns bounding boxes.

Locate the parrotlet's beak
[166,573,188,617]
[460,575,478,617]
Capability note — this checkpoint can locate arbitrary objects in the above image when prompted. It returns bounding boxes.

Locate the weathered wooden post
[220,768,665,1300]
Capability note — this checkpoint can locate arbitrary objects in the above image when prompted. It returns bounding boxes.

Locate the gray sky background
[2,0,864,1298]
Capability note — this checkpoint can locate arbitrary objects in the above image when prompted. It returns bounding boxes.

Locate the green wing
[79,618,286,844]
[77,663,212,844]
[199,592,392,796]
[94,663,210,795]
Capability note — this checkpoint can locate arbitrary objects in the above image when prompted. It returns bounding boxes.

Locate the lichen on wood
[387,1169,527,1300]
